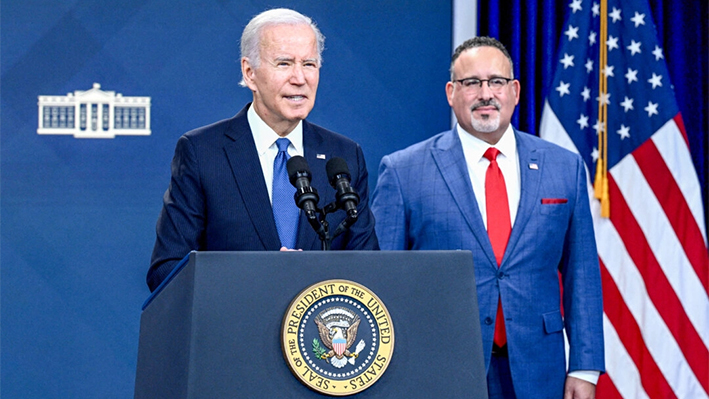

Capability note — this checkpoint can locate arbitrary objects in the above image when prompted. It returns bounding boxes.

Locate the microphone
[326,157,360,221]
[286,156,320,224]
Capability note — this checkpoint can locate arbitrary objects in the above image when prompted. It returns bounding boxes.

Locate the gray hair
[450,36,515,81]
[239,8,325,86]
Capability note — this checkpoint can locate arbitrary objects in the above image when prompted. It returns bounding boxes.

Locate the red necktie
[484,147,510,347]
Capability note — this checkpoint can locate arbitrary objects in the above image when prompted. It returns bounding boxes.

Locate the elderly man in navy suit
[371,36,604,399]
[148,8,378,292]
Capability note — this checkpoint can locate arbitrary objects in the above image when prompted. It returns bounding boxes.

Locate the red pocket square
[541,198,568,204]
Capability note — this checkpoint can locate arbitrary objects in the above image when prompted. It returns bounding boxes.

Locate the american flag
[539,0,709,398]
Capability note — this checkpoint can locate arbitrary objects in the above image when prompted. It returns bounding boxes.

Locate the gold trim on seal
[281,279,395,396]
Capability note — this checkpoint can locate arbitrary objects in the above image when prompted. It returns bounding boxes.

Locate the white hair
[239,8,325,86]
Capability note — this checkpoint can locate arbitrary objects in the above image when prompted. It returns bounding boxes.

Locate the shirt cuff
[568,370,600,385]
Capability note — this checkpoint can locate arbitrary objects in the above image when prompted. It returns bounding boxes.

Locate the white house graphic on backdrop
[37,83,151,138]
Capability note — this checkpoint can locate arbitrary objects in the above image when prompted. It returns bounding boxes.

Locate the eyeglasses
[453,77,513,92]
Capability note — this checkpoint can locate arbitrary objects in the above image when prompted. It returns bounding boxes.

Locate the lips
[474,106,498,112]
[471,100,500,112]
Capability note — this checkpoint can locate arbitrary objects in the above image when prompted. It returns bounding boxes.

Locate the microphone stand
[310,202,358,251]
[288,156,359,251]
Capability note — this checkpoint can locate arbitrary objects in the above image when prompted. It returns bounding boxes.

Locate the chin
[469,111,500,132]
[471,121,500,133]
[289,102,314,114]
[290,110,312,120]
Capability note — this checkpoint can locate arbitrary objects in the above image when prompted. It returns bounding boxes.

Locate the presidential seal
[281,280,394,396]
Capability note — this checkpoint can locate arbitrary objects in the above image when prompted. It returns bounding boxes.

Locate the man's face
[242,24,320,136]
[445,46,520,144]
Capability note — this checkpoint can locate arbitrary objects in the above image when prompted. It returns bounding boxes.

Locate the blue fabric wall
[1,1,451,397]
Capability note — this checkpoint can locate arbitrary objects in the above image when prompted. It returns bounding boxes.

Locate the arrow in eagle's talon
[348,339,366,365]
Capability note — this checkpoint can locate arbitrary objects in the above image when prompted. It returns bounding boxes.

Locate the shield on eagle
[333,337,347,357]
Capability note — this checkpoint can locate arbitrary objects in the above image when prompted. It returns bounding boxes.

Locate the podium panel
[135,251,487,398]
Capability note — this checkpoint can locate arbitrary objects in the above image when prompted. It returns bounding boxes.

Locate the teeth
[287,96,304,101]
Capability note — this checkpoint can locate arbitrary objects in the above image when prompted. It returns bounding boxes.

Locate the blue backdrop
[1,1,451,397]
[2,1,706,398]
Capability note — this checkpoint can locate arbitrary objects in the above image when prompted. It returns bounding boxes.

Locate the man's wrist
[567,370,600,385]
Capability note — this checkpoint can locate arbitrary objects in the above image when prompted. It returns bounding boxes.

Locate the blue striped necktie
[272,138,299,248]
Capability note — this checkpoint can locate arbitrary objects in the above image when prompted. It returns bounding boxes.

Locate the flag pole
[594,0,610,217]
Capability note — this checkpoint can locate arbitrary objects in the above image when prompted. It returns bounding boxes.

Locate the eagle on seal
[314,307,362,368]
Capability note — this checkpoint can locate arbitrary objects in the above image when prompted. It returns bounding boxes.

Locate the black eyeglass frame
[452,77,514,90]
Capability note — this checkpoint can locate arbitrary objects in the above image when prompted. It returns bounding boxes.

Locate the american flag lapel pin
[317,154,326,160]
[529,163,539,170]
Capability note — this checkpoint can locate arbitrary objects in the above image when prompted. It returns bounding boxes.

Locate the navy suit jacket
[371,128,604,398]
[148,105,379,291]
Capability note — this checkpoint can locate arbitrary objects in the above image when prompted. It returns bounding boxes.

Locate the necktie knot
[483,147,501,162]
[276,138,291,153]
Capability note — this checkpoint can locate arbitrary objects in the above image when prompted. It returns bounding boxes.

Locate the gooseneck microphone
[286,156,320,229]
[326,157,360,223]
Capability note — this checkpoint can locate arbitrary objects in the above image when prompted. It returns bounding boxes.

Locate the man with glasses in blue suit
[372,36,604,399]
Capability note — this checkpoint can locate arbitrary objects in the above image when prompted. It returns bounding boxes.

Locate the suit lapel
[504,130,543,264]
[431,130,498,267]
[223,108,281,250]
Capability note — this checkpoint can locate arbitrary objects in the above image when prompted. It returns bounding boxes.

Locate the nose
[290,64,306,85]
[477,81,494,99]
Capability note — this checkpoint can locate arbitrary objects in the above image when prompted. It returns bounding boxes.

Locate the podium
[134,251,488,398]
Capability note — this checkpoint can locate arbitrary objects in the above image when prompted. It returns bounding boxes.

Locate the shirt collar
[457,123,516,162]
[248,104,304,155]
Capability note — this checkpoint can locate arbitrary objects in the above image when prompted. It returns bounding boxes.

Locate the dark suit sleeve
[147,135,205,291]
[561,154,605,373]
[341,144,379,250]
[371,154,408,250]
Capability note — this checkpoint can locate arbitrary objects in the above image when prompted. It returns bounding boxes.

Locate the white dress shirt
[457,123,520,229]
[248,104,304,204]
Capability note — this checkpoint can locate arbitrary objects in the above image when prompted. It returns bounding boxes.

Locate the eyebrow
[460,74,508,80]
[272,56,319,63]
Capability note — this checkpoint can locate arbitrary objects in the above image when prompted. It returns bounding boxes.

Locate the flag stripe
[592,167,707,399]
[634,134,709,345]
[600,316,651,399]
[653,116,708,244]
[616,144,709,348]
[593,195,697,399]
[600,259,676,399]
[608,173,709,394]
[596,373,628,399]
[673,113,690,149]
[637,130,709,292]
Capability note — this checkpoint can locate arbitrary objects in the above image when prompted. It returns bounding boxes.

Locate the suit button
[484,317,493,325]
[497,271,505,279]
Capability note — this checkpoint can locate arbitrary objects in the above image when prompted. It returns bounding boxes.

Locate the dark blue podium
[134,251,488,398]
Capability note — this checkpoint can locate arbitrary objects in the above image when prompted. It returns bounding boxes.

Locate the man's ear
[241,57,256,90]
[512,79,521,105]
[445,81,455,107]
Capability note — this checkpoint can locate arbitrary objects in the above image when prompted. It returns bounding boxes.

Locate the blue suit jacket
[371,128,604,398]
[148,105,379,291]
